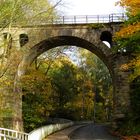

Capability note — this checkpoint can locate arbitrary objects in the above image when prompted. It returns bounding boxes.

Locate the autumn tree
[0,0,62,129]
[115,0,140,79]
[22,46,112,130]
[75,47,112,121]
[114,0,140,135]
[21,68,54,132]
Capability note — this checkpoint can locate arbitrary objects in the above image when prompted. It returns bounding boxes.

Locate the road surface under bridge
[45,123,120,140]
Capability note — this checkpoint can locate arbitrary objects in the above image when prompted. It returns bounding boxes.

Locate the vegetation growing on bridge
[88,23,105,29]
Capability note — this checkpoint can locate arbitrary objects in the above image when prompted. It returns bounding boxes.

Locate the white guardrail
[0,120,73,140]
[28,121,73,140]
[0,127,28,140]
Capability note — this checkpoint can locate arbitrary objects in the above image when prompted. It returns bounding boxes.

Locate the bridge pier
[112,53,131,128]
[0,90,23,131]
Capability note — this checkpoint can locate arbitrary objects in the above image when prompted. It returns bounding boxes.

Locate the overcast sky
[57,0,125,15]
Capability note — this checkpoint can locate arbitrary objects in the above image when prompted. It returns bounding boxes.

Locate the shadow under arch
[16,35,114,88]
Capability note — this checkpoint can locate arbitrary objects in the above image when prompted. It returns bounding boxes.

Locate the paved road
[69,123,120,140]
[44,124,86,140]
[44,123,120,140]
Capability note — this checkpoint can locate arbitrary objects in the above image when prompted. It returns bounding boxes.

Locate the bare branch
[32,0,63,18]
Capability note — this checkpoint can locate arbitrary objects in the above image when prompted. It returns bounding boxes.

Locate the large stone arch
[14,34,131,130]
[0,23,131,130]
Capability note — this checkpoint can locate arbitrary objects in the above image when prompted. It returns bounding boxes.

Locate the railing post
[97,15,99,23]
[86,16,88,23]
[109,14,111,22]
[63,16,65,24]
[122,13,125,21]
[109,14,113,22]
[74,16,76,24]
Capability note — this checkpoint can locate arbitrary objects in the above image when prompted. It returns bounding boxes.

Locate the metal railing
[0,128,28,140]
[39,13,127,25]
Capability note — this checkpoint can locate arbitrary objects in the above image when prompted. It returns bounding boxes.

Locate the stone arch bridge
[0,14,131,130]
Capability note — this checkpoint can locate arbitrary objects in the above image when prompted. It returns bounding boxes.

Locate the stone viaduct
[0,14,131,130]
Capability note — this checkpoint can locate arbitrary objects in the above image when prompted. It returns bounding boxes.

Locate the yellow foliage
[120,56,140,80]
[115,22,140,38]
[116,0,140,81]
[118,0,140,15]
[120,64,129,71]
[128,57,140,68]
[115,0,140,38]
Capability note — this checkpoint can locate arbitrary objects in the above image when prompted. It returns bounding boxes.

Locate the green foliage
[117,77,140,135]
[125,12,140,25]
[118,117,140,135]
[88,23,105,29]
[130,77,140,121]
[0,0,56,27]
[21,68,54,132]
[21,47,113,131]
[115,31,140,53]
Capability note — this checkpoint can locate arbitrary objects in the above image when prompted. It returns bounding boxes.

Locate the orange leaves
[120,56,140,80]
[116,1,140,80]
[120,57,140,70]
[118,0,140,15]
[115,22,140,38]
[120,64,129,71]
[115,1,140,38]
[121,135,140,140]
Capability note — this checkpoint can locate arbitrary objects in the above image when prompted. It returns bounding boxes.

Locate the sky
[58,0,125,15]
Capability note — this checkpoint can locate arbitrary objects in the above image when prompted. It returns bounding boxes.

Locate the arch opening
[3,32,12,40]
[20,36,113,79]
[19,33,29,47]
[22,45,113,130]
[100,31,112,48]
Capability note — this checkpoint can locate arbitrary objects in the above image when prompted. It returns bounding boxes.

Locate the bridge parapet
[49,13,127,25]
